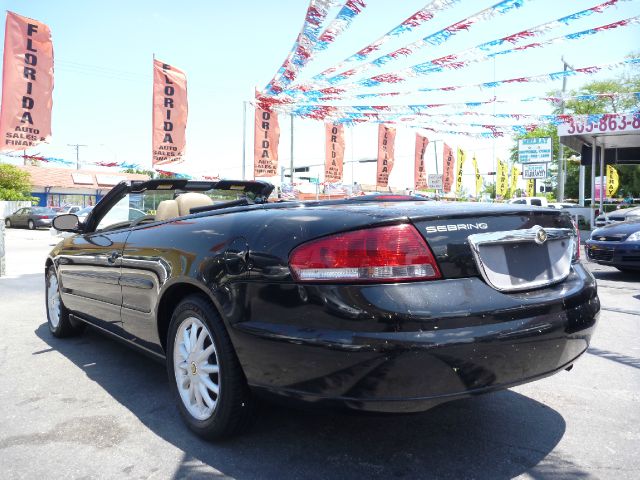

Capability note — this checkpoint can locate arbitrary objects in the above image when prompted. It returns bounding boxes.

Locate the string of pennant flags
[0,151,141,170]
[275,93,640,122]
[257,58,640,108]
[310,0,461,83]
[265,0,345,95]
[253,0,638,196]
[1,3,637,197]
[282,15,640,100]
[289,0,632,94]
[276,91,640,117]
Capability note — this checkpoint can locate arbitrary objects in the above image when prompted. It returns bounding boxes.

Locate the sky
[1,0,639,193]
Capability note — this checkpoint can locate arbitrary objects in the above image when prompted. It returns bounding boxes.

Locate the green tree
[0,163,36,202]
[123,168,155,177]
[511,57,640,201]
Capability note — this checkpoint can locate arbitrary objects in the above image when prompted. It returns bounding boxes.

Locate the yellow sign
[496,158,509,198]
[510,164,520,196]
[456,147,466,194]
[472,154,482,197]
[606,165,619,198]
[527,178,535,197]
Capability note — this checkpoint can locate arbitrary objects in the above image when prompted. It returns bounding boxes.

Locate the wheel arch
[45,256,55,275]
[156,280,222,354]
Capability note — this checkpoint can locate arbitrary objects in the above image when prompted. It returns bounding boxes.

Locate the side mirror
[52,214,80,232]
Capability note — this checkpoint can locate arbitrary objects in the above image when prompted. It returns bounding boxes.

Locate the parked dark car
[5,206,57,229]
[46,179,599,440]
[585,219,640,272]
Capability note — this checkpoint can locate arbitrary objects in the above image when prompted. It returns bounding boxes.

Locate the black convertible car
[47,179,599,439]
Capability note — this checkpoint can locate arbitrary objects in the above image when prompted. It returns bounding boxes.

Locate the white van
[508,197,548,207]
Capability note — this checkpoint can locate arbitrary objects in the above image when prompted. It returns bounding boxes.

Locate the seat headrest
[155,200,179,221]
[176,192,213,216]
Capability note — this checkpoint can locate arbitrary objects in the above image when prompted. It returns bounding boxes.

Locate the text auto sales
[153,63,180,162]
[5,22,46,147]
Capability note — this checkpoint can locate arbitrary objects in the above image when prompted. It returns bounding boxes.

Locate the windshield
[95,188,255,232]
[32,207,57,214]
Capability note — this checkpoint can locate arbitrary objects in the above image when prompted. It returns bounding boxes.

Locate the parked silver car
[595,206,640,227]
[4,206,57,229]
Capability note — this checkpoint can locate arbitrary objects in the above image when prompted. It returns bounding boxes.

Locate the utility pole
[67,144,88,170]
[242,101,247,180]
[290,115,294,185]
[557,56,574,202]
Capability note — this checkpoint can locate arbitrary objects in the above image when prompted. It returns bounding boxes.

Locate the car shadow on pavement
[35,323,582,480]
[590,269,639,282]
[587,347,640,370]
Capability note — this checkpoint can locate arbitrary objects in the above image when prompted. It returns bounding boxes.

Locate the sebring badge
[534,227,548,245]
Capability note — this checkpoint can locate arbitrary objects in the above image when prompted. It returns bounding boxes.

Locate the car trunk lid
[411,209,576,290]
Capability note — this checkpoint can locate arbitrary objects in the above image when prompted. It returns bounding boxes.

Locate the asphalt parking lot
[0,228,638,480]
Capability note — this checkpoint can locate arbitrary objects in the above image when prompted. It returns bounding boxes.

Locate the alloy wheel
[47,274,61,328]
[173,317,221,421]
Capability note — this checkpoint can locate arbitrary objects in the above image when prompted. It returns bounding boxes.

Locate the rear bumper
[230,263,599,412]
[35,218,52,227]
[585,241,640,269]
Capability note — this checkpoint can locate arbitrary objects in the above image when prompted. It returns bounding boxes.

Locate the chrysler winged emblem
[534,227,548,245]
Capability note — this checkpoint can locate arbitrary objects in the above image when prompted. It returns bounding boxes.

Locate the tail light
[36,215,49,219]
[289,224,441,283]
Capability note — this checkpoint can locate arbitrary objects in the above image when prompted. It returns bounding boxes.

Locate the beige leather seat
[175,192,213,216]
[155,200,179,221]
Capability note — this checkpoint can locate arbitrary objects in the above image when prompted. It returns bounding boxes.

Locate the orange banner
[254,107,280,177]
[442,143,455,193]
[376,124,396,188]
[414,134,428,190]
[152,59,188,166]
[0,12,54,152]
[324,123,344,183]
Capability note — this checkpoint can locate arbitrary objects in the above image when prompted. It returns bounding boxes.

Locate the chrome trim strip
[468,225,574,292]
[468,225,572,246]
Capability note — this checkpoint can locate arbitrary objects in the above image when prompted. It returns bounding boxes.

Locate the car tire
[46,266,86,338]
[167,294,255,440]
[28,219,35,230]
[4,218,10,228]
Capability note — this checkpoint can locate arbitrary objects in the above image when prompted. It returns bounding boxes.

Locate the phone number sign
[518,137,552,164]
[558,113,640,136]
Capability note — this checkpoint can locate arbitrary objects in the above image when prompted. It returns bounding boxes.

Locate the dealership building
[18,165,149,207]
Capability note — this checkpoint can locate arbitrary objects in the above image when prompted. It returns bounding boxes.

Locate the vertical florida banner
[414,134,428,190]
[606,165,619,198]
[324,123,344,183]
[0,12,54,152]
[496,159,509,198]
[152,59,188,166]
[455,147,466,194]
[442,143,455,194]
[376,124,396,188]
[254,106,280,177]
[472,155,482,197]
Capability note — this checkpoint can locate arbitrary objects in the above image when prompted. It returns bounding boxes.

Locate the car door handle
[107,251,121,264]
